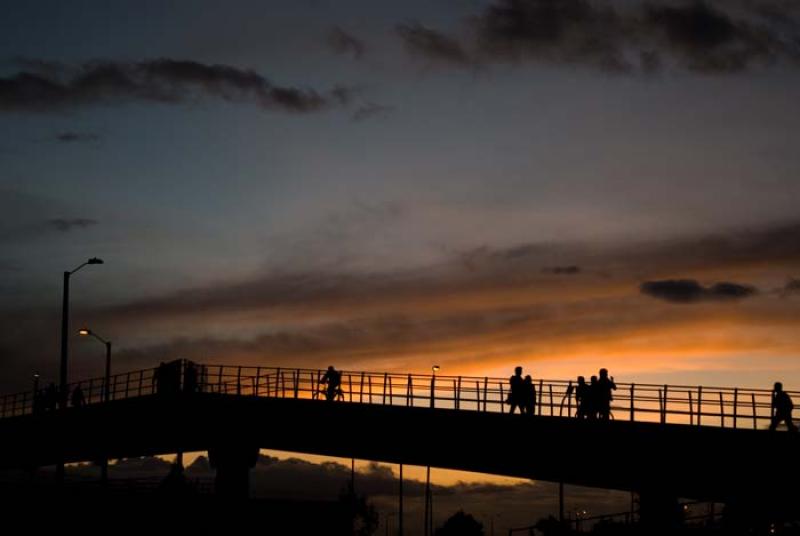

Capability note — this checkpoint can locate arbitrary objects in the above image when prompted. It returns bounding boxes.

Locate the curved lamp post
[60,257,103,407]
[78,328,112,403]
[57,257,103,483]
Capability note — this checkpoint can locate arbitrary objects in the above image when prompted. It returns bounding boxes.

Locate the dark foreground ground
[0,483,358,535]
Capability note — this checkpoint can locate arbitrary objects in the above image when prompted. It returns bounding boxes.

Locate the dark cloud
[396,22,475,66]
[0,59,354,114]
[643,1,792,73]
[476,0,632,72]
[46,218,98,232]
[640,279,758,303]
[542,265,581,275]
[399,0,800,74]
[55,131,99,143]
[780,278,800,297]
[327,27,366,59]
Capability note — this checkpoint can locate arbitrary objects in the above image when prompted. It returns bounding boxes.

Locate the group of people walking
[506,366,617,419]
[572,369,617,420]
[33,382,85,413]
[506,366,537,415]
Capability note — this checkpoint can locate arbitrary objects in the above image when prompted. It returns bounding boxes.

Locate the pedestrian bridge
[1,362,798,509]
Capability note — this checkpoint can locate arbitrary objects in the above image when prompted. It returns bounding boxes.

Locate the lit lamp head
[432,365,440,373]
[78,328,91,337]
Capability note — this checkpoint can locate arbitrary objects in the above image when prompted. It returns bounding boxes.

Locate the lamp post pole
[78,327,112,485]
[59,270,70,410]
[104,340,112,403]
[57,258,103,483]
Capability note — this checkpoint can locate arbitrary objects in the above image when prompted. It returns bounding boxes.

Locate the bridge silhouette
[1,361,798,522]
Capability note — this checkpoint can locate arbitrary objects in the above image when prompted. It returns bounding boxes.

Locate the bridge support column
[208,443,259,499]
[637,487,681,532]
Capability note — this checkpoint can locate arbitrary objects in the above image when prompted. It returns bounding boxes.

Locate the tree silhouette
[338,486,378,536]
[435,510,484,536]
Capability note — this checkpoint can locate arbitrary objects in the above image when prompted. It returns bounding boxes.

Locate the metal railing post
[630,384,635,421]
[697,386,703,426]
[537,379,544,416]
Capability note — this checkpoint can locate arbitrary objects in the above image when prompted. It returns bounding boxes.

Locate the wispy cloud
[47,218,99,232]
[327,27,366,59]
[0,58,356,113]
[54,131,99,143]
[640,279,758,303]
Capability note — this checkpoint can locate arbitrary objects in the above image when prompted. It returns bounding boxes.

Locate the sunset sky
[2,0,800,394]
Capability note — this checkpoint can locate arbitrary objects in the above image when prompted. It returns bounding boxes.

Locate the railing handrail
[1,361,797,432]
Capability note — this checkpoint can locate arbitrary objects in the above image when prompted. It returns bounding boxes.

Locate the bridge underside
[1,393,798,506]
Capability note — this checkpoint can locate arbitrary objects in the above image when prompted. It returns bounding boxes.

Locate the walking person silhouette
[522,375,536,415]
[596,368,616,421]
[71,385,86,408]
[507,366,524,414]
[575,376,590,419]
[770,382,797,432]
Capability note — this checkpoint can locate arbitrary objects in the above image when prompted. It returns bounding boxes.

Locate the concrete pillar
[208,443,259,499]
[637,487,682,532]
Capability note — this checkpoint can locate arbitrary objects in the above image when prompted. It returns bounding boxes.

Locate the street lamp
[57,257,103,483]
[78,328,112,403]
[78,327,112,486]
[60,257,104,407]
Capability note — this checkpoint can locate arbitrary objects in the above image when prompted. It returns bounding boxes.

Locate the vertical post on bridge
[537,379,544,416]
[399,463,404,536]
[430,374,435,409]
[697,386,703,426]
[630,384,635,421]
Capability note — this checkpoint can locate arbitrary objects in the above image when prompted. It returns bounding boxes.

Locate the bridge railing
[193,364,792,430]
[0,361,795,432]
